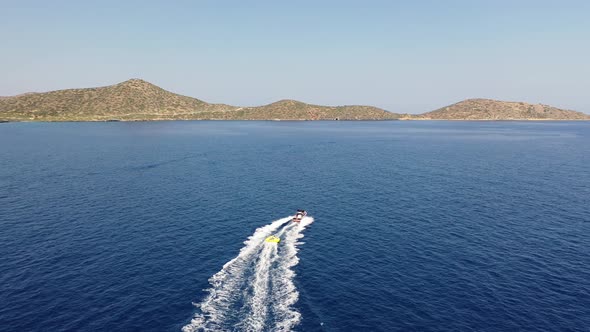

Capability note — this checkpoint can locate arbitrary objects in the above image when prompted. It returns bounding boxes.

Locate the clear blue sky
[1,0,589,113]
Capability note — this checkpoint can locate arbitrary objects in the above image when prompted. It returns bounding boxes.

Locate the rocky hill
[238,100,398,120]
[0,79,399,121]
[2,81,587,121]
[0,79,238,121]
[422,99,589,120]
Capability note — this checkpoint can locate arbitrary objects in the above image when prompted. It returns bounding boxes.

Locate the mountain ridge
[0,80,587,121]
[421,98,589,120]
[0,79,399,121]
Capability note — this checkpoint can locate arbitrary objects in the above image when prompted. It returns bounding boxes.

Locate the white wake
[182,216,314,332]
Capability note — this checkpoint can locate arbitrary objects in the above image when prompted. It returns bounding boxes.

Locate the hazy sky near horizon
[1,0,589,113]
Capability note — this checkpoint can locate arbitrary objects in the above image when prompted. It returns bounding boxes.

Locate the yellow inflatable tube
[265,235,280,243]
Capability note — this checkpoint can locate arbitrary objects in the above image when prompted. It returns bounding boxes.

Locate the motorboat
[292,210,307,222]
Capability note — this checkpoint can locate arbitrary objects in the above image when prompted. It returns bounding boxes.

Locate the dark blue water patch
[0,121,589,331]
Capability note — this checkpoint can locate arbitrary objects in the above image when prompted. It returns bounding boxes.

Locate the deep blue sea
[1,121,589,332]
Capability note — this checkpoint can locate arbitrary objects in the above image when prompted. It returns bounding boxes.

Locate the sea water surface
[0,121,589,331]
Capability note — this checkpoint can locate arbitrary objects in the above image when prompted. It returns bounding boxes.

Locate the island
[0,79,587,121]
[419,99,590,120]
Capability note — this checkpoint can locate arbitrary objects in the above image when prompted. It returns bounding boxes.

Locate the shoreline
[2,118,589,123]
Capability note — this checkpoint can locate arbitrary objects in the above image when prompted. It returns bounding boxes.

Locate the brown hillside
[0,80,399,121]
[238,99,400,120]
[0,79,237,121]
[422,99,589,120]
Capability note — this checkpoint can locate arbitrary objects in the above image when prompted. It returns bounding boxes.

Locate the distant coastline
[1,79,588,122]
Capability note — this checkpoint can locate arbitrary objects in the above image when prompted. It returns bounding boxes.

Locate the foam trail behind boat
[237,221,296,331]
[182,216,313,332]
[271,216,314,331]
[182,217,291,332]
